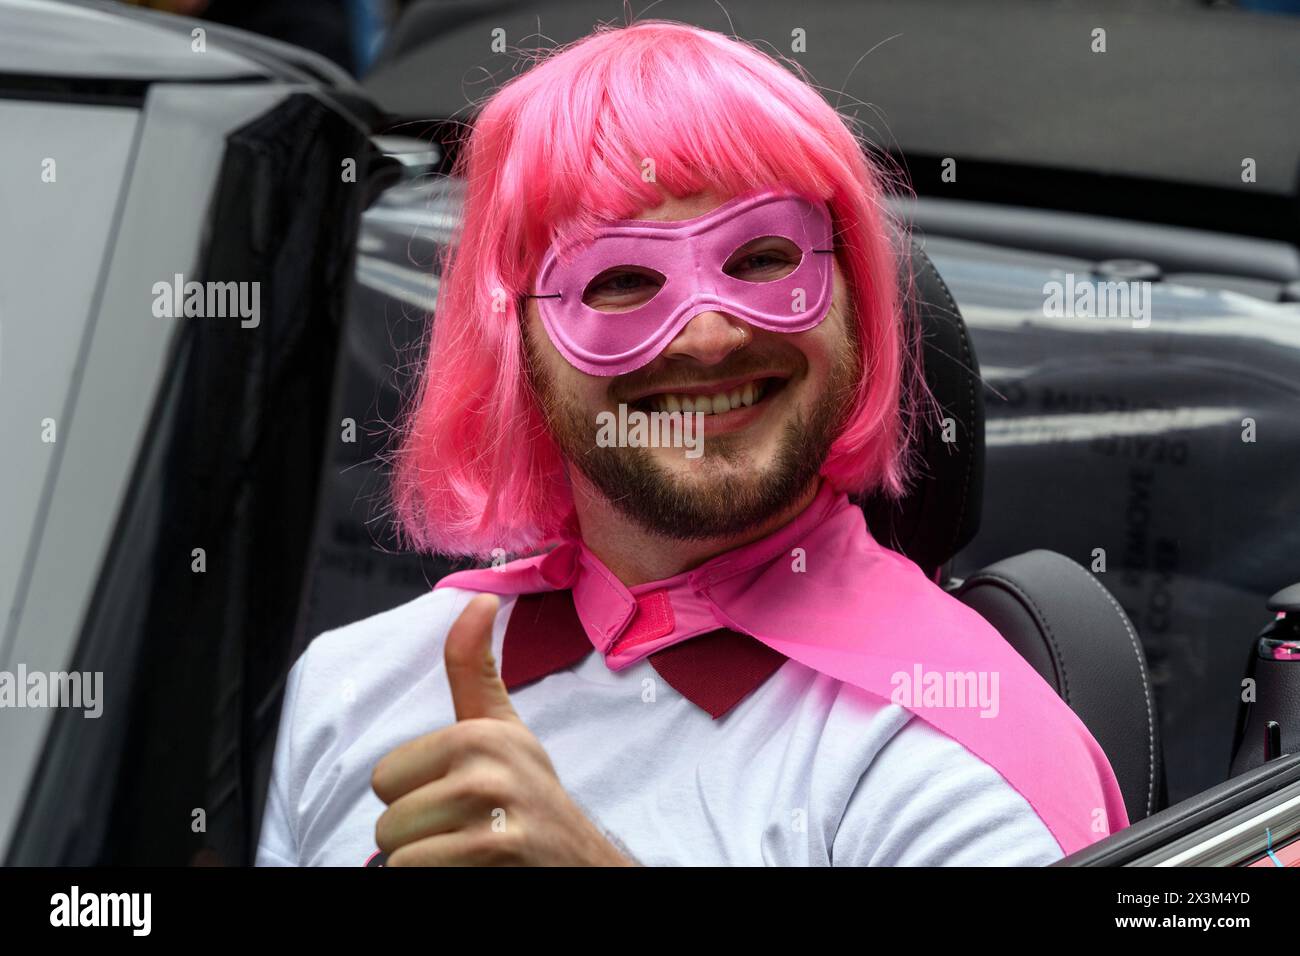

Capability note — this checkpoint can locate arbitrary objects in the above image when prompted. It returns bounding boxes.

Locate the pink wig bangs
[391,19,923,559]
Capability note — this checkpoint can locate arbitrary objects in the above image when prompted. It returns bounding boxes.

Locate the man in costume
[256,20,1125,867]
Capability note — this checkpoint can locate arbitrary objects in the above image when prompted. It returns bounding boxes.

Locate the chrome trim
[1137,779,1300,866]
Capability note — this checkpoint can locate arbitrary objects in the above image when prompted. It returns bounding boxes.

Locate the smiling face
[522,188,861,540]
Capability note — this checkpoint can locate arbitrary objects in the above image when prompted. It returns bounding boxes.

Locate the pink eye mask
[527,189,835,376]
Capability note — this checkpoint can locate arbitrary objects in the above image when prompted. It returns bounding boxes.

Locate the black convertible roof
[364,0,1300,235]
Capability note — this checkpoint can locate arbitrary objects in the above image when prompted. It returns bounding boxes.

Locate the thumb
[444,594,520,723]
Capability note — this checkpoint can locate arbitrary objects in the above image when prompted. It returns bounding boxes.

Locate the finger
[375,775,487,854]
[444,594,519,723]
[371,724,459,804]
[387,829,518,867]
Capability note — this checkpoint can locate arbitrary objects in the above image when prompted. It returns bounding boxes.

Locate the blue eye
[582,266,666,312]
[724,237,803,282]
[734,253,790,275]
[602,273,653,293]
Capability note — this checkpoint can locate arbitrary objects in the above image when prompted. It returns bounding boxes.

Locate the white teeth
[647,380,770,414]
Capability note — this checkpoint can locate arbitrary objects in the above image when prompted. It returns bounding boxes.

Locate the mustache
[610,346,801,401]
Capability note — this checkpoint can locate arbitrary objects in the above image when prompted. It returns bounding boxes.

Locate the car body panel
[2,0,380,862]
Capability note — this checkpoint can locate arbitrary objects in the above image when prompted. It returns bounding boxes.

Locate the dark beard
[525,329,860,541]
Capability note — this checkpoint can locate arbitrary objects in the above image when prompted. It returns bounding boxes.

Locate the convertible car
[2,0,1299,868]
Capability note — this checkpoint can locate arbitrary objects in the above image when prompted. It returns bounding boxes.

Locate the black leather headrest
[954,550,1162,822]
[860,241,985,579]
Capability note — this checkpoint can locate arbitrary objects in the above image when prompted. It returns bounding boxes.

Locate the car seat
[862,240,1165,823]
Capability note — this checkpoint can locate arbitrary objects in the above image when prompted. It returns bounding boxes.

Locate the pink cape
[437,482,1129,855]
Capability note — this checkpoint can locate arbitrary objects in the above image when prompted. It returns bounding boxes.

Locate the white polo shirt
[254,585,1065,866]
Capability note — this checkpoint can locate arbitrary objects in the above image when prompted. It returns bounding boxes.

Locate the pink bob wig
[391,18,925,560]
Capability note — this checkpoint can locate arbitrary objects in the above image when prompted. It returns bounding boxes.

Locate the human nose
[658,310,750,366]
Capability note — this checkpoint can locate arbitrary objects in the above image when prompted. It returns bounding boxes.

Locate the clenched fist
[371,594,636,866]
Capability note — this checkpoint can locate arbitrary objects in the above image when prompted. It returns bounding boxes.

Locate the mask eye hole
[581,265,666,313]
[723,236,803,283]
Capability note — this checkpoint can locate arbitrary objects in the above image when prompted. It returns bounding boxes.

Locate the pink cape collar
[436,481,1129,854]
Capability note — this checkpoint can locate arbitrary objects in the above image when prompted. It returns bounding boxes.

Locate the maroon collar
[501,590,787,719]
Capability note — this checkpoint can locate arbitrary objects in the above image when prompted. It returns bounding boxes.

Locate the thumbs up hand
[371,594,636,866]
